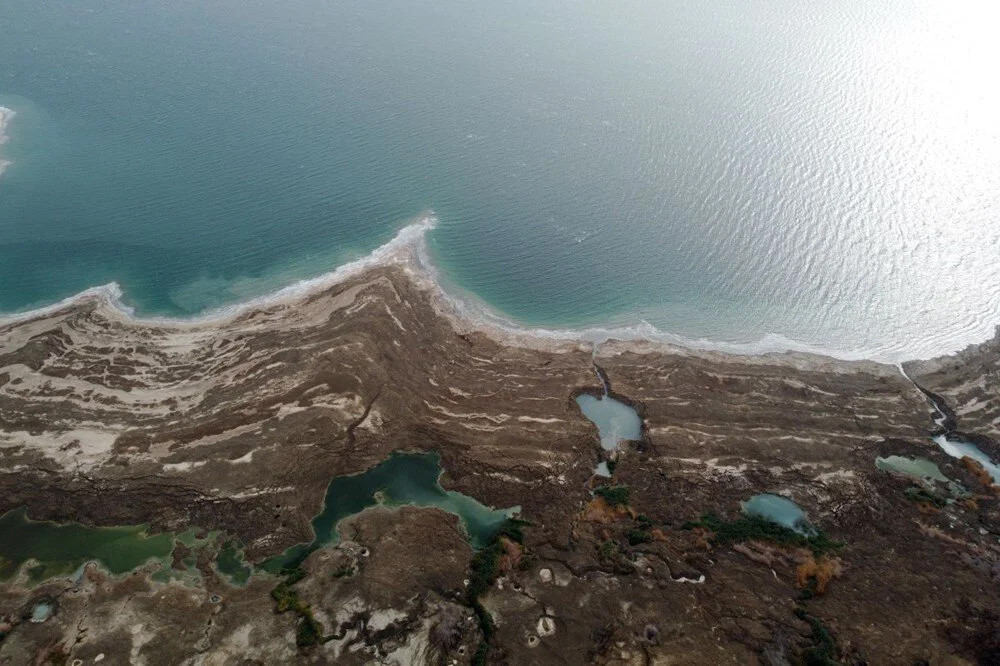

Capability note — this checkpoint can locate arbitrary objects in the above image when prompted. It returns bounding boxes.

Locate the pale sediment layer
[1,242,999,663]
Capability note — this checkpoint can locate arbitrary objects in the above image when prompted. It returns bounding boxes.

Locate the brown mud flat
[1,262,999,665]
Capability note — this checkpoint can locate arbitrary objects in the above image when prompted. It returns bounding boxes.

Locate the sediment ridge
[1,223,999,664]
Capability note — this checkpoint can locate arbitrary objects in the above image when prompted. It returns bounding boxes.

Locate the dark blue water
[2,0,998,361]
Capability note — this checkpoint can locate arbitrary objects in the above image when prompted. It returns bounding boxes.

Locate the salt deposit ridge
[2,214,997,366]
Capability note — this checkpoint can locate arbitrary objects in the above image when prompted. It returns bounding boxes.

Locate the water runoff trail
[897,365,1000,485]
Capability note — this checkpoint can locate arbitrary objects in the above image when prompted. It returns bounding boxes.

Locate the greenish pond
[0,508,245,587]
[740,494,816,536]
[876,455,949,483]
[875,453,969,501]
[262,451,519,572]
[0,507,176,584]
[216,540,252,586]
[0,452,516,584]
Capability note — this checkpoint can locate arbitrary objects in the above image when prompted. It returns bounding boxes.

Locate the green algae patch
[268,565,324,648]
[626,514,654,546]
[465,520,528,666]
[683,512,842,557]
[261,451,519,573]
[593,484,631,508]
[0,507,175,584]
[794,605,841,665]
[216,540,252,586]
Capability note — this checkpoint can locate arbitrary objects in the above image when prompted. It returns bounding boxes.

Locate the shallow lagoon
[0,452,516,584]
[575,394,642,451]
[263,451,518,572]
[875,456,950,484]
[0,507,175,584]
[215,540,252,586]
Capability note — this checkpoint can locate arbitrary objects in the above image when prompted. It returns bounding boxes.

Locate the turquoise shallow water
[576,394,643,451]
[262,451,518,572]
[740,494,816,537]
[2,0,999,360]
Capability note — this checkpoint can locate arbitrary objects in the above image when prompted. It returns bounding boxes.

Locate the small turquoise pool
[575,394,642,451]
[740,493,816,536]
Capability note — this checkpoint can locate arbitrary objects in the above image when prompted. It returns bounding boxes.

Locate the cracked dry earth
[1,264,999,665]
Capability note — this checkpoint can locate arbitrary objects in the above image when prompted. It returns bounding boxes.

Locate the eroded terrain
[1,261,998,665]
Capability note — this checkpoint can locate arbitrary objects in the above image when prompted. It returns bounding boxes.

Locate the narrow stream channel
[897,365,1000,485]
[575,347,643,478]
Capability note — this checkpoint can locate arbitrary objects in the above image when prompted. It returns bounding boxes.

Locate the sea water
[2,1,999,361]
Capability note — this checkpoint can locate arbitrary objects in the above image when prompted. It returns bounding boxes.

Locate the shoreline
[1,214,996,370]
[1,208,997,663]
[0,105,13,177]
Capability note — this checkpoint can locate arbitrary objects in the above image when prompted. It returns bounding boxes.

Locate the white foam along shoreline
[0,213,996,366]
[0,106,14,177]
[0,215,438,329]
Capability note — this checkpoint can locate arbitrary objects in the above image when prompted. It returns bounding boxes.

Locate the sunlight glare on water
[0,0,998,361]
